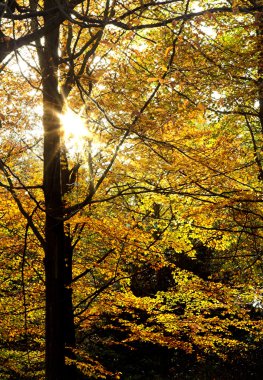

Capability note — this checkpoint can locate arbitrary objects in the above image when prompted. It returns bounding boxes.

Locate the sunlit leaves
[1,0,263,378]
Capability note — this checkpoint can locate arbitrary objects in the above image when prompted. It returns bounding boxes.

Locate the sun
[60,108,91,152]
[60,109,89,140]
[60,107,103,156]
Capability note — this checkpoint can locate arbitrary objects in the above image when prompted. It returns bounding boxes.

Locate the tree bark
[42,14,65,380]
[41,1,76,378]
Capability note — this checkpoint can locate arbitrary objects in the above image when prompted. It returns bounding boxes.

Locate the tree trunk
[41,0,76,378]
[42,22,65,380]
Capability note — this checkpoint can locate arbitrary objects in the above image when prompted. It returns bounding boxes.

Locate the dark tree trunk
[42,22,65,380]
[41,0,76,378]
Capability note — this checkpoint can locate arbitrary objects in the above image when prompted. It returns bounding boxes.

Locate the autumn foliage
[0,1,263,379]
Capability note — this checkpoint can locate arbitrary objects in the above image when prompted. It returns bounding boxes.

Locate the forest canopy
[0,1,263,379]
